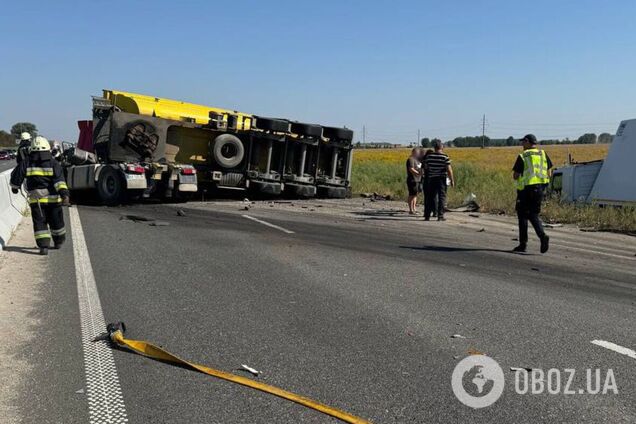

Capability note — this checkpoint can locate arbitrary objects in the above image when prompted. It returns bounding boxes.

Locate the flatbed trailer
[103,90,354,198]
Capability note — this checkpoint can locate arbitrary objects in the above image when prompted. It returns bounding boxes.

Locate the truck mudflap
[249,180,282,195]
[284,183,316,198]
[173,165,198,192]
[316,185,348,199]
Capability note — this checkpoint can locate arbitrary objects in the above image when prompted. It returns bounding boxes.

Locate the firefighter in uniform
[10,136,70,255]
[16,132,32,164]
[512,134,552,254]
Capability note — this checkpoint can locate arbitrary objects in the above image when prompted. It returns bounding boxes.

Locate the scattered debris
[453,355,461,359]
[239,364,261,377]
[310,208,315,211]
[361,192,392,201]
[468,213,480,218]
[120,214,169,226]
[149,221,170,226]
[579,227,598,232]
[451,334,466,339]
[477,228,485,232]
[448,193,480,213]
[176,209,186,217]
[459,263,466,267]
[467,348,484,355]
[544,223,563,228]
[120,214,154,222]
[531,267,540,272]
[75,388,84,394]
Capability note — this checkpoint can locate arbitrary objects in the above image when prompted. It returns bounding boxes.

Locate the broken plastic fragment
[240,364,261,376]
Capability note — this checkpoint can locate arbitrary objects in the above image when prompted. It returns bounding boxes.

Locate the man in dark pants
[10,136,70,255]
[512,134,552,253]
[424,140,454,221]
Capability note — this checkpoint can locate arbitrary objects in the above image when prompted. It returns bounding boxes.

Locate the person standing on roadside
[512,134,552,253]
[424,140,454,221]
[405,148,422,214]
[16,132,32,165]
[420,148,437,217]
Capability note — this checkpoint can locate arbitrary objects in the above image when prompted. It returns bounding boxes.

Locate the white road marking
[242,214,295,234]
[591,340,636,360]
[70,207,129,423]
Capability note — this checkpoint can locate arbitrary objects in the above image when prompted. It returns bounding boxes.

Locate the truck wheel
[254,117,290,133]
[211,134,244,168]
[97,166,124,205]
[323,126,354,142]
[290,122,322,138]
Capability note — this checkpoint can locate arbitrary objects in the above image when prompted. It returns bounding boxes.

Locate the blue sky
[1,0,634,143]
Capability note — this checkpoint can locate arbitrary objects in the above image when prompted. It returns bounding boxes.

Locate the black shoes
[513,237,549,254]
[39,247,49,256]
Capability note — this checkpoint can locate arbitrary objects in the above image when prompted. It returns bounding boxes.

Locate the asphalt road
[0,159,15,173]
[11,201,636,423]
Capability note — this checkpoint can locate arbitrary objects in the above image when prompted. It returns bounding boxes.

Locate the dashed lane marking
[242,214,295,234]
[70,207,129,423]
[591,340,636,360]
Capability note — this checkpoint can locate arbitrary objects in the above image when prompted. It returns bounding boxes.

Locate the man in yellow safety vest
[512,134,553,253]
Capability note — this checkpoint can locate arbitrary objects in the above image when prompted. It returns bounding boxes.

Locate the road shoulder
[0,218,43,424]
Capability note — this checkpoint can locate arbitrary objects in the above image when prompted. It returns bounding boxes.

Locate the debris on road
[451,334,467,339]
[468,213,480,218]
[240,364,261,377]
[149,221,170,226]
[176,209,186,217]
[531,267,540,272]
[477,228,485,232]
[75,388,84,394]
[120,214,169,226]
[448,193,480,213]
[361,192,392,201]
[120,214,154,222]
[544,223,563,228]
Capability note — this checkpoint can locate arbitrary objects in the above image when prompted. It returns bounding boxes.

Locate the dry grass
[351,145,636,232]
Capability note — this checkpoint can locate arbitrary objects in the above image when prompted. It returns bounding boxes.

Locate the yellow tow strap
[106,323,370,424]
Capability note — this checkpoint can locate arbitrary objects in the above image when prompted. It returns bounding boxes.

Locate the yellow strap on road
[108,325,370,424]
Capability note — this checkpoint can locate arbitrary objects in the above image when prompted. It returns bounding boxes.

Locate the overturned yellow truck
[64,90,354,204]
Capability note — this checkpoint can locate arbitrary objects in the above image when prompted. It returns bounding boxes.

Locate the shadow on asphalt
[2,245,41,255]
[400,245,516,254]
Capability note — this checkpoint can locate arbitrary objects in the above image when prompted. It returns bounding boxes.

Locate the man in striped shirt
[423,140,454,221]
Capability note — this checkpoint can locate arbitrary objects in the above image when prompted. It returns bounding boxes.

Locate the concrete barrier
[0,168,27,250]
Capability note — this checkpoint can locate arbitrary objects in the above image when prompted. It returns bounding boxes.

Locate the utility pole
[417,129,420,147]
[363,125,366,144]
[481,114,486,149]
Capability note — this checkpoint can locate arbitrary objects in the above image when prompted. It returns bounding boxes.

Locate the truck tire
[317,185,347,199]
[290,122,322,138]
[254,117,290,133]
[97,166,124,205]
[323,126,354,142]
[211,134,244,168]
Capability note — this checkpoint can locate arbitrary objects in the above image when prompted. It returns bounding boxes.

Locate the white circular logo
[451,355,505,408]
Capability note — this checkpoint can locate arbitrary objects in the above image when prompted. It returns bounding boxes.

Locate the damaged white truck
[550,119,636,206]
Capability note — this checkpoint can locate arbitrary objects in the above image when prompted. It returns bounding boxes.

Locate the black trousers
[516,186,545,245]
[31,203,66,248]
[424,176,446,219]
